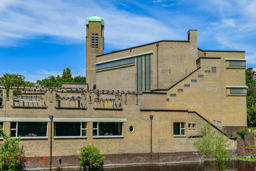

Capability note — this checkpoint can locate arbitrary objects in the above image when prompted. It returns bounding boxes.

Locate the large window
[229,60,246,67]
[10,122,47,138]
[96,57,135,70]
[230,88,247,94]
[173,122,185,136]
[137,56,142,92]
[54,122,87,138]
[93,122,123,137]
[145,54,151,91]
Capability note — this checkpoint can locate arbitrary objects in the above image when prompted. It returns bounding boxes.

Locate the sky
[0,0,256,83]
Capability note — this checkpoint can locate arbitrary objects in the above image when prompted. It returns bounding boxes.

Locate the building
[0,15,248,169]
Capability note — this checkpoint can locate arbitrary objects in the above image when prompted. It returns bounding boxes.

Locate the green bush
[78,145,105,169]
[0,129,22,171]
[234,128,250,136]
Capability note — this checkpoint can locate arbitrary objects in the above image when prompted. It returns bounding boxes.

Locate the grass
[238,156,256,161]
[245,145,256,149]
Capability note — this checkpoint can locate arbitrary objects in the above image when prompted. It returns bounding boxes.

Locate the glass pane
[82,130,87,136]
[93,130,97,136]
[93,122,97,128]
[181,129,185,135]
[181,123,185,128]
[11,130,16,137]
[82,122,87,128]
[173,123,180,135]
[99,123,122,136]
[18,122,47,137]
[11,122,16,129]
[230,89,247,94]
[54,122,80,136]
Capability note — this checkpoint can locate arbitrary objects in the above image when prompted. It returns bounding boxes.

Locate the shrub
[234,128,249,136]
[0,129,22,171]
[78,145,105,169]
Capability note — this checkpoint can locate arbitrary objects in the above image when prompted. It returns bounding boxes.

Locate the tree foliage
[194,124,232,171]
[78,145,105,169]
[36,68,86,87]
[246,69,256,127]
[0,129,22,171]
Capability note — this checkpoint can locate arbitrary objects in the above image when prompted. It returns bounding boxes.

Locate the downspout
[156,43,159,89]
[49,116,54,171]
[149,115,154,164]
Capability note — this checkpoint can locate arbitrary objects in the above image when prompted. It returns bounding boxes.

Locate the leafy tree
[36,68,86,87]
[247,107,256,127]
[0,74,35,95]
[0,128,23,171]
[194,124,233,171]
[78,145,105,170]
[246,69,256,127]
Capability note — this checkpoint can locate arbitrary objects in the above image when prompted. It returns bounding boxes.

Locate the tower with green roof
[85,16,104,89]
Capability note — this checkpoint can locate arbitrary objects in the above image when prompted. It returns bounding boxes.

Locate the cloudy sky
[0,0,256,82]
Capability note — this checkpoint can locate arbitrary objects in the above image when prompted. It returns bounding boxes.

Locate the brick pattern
[233,134,245,157]
[22,152,202,169]
[245,133,255,146]
[245,149,256,156]
[223,126,247,136]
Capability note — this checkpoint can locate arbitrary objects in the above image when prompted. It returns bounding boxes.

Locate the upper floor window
[229,60,246,67]
[91,33,98,48]
[174,122,185,136]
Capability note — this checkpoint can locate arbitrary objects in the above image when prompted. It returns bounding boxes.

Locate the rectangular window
[10,122,47,138]
[191,79,197,83]
[137,56,142,92]
[177,89,183,92]
[170,94,176,97]
[145,54,151,91]
[230,88,247,94]
[184,84,190,88]
[205,70,210,73]
[198,75,204,78]
[93,122,123,137]
[212,67,216,73]
[174,123,185,136]
[229,60,246,67]
[193,123,196,129]
[54,122,87,137]
[188,123,191,129]
[96,57,135,70]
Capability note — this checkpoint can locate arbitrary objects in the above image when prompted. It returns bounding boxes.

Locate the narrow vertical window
[91,33,95,48]
[212,67,216,73]
[137,56,142,92]
[145,54,151,91]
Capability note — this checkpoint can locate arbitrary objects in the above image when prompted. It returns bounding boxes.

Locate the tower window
[91,33,98,48]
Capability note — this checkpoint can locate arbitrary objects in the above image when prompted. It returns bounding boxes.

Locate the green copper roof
[86,16,104,25]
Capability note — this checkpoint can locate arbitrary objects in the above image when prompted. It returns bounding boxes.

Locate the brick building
[0,15,247,169]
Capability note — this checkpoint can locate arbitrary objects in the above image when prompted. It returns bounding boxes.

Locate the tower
[85,16,104,89]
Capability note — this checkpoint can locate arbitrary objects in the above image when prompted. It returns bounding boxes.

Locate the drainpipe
[156,43,159,89]
[49,116,54,171]
[149,115,154,164]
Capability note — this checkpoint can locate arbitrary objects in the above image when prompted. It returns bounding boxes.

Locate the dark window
[198,75,204,78]
[170,94,176,97]
[174,123,185,136]
[184,84,190,88]
[191,79,197,83]
[212,67,216,73]
[167,98,169,102]
[205,70,210,73]
[129,126,134,133]
[10,122,47,137]
[54,122,87,137]
[93,122,122,137]
[230,88,247,94]
[177,89,183,92]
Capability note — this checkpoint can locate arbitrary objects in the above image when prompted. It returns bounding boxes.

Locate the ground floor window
[54,122,87,137]
[10,122,47,138]
[93,122,123,137]
[173,122,185,136]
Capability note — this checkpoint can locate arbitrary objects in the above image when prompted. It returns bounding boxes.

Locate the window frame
[10,122,48,139]
[93,122,123,138]
[173,122,186,137]
[54,122,87,139]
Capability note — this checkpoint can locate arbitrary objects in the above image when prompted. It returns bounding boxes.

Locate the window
[198,75,204,78]
[145,54,151,91]
[137,56,142,92]
[93,84,96,90]
[54,122,87,138]
[184,84,190,88]
[174,123,185,136]
[96,57,135,71]
[77,96,81,108]
[212,67,216,73]
[91,33,95,48]
[93,122,123,137]
[10,122,47,138]
[167,98,169,102]
[170,94,176,97]
[129,126,134,133]
[188,123,191,129]
[229,60,246,67]
[177,89,183,92]
[230,88,247,94]
[205,70,210,73]
[191,79,197,83]
[193,123,196,129]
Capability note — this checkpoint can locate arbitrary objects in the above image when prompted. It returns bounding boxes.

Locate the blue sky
[0,0,256,82]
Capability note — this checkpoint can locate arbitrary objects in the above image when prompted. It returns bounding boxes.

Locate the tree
[0,129,23,170]
[194,124,233,171]
[246,69,256,127]
[0,74,35,95]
